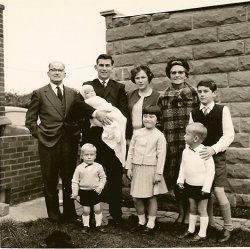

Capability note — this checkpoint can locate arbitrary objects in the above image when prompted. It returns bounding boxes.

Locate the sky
[1,0,247,94]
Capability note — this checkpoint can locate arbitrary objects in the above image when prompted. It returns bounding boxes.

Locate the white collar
[188,144,205,152]
[98,78,109,84]
[200,101,215,111]
[50,82,64,91]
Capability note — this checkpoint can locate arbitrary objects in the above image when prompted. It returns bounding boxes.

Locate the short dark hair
[197,79,217,92]
[165,59,190,78]
[142,105,162,120]
[130,65,154,83]
[96,54,114,65]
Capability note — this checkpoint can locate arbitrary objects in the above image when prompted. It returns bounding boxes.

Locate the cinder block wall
[0,4,4,116]
[0,135,43,204]
[102,2,250,207]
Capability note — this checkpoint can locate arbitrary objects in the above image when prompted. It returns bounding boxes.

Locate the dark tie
[102,81,106,87]
[57,86,63,101]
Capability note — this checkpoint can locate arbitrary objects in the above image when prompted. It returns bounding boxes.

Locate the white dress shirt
[189,101,235,154]
[177,144,215,193]
[98,78,109,87]
[50,83,64,97]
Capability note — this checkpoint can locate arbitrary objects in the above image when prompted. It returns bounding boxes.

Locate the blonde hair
[80,143,97,154]
[80,85,95,100]
[186,122,207,142]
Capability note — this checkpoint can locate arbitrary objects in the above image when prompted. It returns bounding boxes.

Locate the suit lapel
[64,86,74,116]
[104,79,114,98]
[92,79,105,98]
[44,84,64,117]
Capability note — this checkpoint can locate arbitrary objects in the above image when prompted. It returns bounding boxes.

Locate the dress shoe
[130,224,145,233]
[143,227,155,235]
[206,225,222,237]
[96,226,106,233]
[217,229,232,243]
[82,226,90,234]
[191,234,206,242]
[178,231,195,239]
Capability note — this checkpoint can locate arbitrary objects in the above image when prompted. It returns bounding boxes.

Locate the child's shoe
[96,226,106,233]
[178,231,195,239]
[82,226,90,234]
[130,224,145,233]
[191,234,206,242]
[143,227,155,235]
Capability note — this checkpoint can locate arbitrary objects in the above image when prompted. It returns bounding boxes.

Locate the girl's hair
[197,79,217,92]
[186,122,207,142]
[81,143,97,153]
[130,64,154,83]
[165,59,190,78]
[142,105,162,120]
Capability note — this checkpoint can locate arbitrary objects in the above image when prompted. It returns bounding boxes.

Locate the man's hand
[95,187,103,195]
[95,110,112,125]
[127,169,132,180]
[154,174,162,184]
[199,146,215,160]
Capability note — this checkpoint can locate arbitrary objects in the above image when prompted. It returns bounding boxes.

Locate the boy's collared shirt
[177,144,215,193]
[189,101,235,154]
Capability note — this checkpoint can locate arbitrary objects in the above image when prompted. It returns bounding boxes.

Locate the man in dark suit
[25,61,108,223]
[81,54,130,225]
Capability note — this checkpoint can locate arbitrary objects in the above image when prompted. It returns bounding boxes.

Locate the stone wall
[101,2,250,207]
[0,135,43,204]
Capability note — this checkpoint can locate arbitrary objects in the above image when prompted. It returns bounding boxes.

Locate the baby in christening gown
[80,84,127,166]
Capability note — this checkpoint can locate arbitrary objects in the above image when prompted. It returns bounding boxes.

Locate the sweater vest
[191,104,224,147]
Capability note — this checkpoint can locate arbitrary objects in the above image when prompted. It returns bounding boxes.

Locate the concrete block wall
[102,2,250,207]
[0,135,43,204]
[0,4,4,116]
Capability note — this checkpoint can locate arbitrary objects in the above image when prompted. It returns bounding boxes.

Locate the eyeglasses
[49,68,64,73]
[170,71,185,75]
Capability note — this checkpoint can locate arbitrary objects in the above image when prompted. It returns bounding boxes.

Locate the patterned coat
[158,82,199,188]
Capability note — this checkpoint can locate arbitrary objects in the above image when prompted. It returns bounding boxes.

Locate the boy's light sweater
[71,162,106,196]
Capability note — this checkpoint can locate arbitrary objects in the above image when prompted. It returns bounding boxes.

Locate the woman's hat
[165,59,190,78]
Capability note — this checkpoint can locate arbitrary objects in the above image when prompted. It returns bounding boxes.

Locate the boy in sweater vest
[189,80,235,242]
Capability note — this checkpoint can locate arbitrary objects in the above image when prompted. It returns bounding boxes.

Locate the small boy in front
[189,79,235,242]
[71,143,107,233]
[177,123,215,241]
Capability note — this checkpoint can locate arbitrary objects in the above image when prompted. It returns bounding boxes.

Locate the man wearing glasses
[25,61,109,223]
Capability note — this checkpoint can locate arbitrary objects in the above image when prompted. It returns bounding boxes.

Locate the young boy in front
[71,143,107,233]
[189,79,235,242]
[177,123,215,241]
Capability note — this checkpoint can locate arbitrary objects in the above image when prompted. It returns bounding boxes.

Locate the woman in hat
[127,65,161,137]
[158,59,199,226]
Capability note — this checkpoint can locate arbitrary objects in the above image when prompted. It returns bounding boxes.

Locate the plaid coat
[158,82,199,188]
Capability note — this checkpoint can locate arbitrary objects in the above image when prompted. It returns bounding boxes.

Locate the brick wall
[0,4,4,116]
[0,135,43,204]
[101,2,250,207]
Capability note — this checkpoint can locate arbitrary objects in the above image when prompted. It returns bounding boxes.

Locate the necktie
[203,107,209,116]
[57,86,63,101]
[102,81,106,87]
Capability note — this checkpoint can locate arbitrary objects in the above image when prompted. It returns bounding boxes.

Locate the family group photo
[0,0,250,248]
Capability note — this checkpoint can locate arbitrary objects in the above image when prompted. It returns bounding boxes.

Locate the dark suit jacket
[82,79,131,138]
[25,84,95,147]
